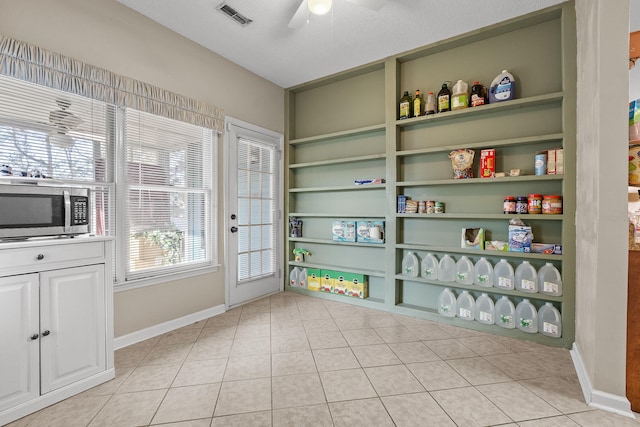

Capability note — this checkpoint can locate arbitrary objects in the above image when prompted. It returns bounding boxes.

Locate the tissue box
[307,268,322,291]
[332,221,356,242]
[485,240,508,251]
[508,225,533,252]
[461,228,484,249]
[356,221,385,244]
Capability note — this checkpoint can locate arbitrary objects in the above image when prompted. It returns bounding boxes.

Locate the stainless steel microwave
[0,182,90,240]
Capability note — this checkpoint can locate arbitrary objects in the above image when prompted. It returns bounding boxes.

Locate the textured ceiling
[117,0,566,88]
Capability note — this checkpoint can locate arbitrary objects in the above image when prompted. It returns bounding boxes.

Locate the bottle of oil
[413,90,423,117]
[470,80,487,107]
[399,91,412,119]
[437,82,451,113]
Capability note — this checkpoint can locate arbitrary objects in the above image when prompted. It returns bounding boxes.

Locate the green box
[342,272,369,299]
[308,268,322,292]
[333,271,349,296]
[320,269,335,293]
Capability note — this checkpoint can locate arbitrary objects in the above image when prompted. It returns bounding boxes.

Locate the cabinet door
[40,264,106,394]
[0,274,39,412]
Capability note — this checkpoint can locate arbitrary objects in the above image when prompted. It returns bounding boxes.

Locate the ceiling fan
[46,98,83,148]
[288,0,386,29]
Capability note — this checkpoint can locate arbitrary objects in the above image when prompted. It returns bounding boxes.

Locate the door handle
[230,226,238,233]
[42,330,51,337]
[30,334,39,340]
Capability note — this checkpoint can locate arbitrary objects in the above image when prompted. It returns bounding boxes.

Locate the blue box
[508,225,532,252]
[332,220,356,242]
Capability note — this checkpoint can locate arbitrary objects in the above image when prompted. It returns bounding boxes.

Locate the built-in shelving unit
[284,2,576,347]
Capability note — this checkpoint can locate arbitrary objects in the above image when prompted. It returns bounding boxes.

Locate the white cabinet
[0,238,113,425]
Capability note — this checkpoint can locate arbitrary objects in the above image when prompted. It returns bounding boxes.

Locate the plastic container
[421,253,439,280]
[538,302,562,338]
[515,260,538,293]
[489,70,515,103]
[455,256,474,285]
[495,296,516,329]
[538,263,563,296]
[298,267,308,289]
[528,194,543,214]
[470,81,487,107]
[437,288,457,317]
[451,80,469,110]
[402,252,420,277]
[437,254,456,282]
[437,82,451,113]
[474,257,494,287]
[456,290,475,321]
[494,259,515,290]
[516,299,538,333]
[289,267,299,287]
[425,91,436,115]
[475,293,495,325]
[542,195,563,214]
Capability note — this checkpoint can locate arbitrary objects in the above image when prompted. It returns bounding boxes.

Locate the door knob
[30,334,39,340]
[42,330,50,337]
[36,254,44,260]
[230,226,238,233]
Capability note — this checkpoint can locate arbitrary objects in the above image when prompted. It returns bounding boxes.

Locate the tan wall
[575,0,629,398]
[0,0,284,337]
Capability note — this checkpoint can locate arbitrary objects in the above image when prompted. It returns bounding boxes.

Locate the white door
[0,274,39,412]
[226,119,283,307]
[40,264,106,393]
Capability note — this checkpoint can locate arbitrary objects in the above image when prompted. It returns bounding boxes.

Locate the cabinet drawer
[0,242,104,272]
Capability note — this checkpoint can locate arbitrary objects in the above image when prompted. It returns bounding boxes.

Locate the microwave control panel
[71,196,89,225]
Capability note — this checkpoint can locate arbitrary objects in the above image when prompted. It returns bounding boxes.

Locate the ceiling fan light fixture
[308,0,332,15]
[49,131,74,149]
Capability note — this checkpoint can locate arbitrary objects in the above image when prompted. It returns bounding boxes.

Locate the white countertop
[0,234,114,249]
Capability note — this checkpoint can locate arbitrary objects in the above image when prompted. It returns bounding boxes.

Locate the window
[0,74,217,285]
[122,110,215,279]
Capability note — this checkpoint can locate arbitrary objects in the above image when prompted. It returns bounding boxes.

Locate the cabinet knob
[41,330,50,337]
[36,254,44,260]
[30,334,39,340]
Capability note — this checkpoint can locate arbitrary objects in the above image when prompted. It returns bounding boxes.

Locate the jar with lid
[542,195,563,214]
[503,196,516,214]
[528,194,542,214]
[515,196,528,214]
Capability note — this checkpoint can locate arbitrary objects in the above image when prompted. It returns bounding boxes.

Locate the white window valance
[0,35,224,132]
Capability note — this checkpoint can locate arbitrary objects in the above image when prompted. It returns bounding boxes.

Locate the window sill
[114,264,221,292]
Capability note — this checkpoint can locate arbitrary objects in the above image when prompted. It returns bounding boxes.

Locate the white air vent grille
[217,2,253,26]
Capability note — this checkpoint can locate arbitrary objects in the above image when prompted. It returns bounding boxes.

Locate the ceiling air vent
[217,2,253,26]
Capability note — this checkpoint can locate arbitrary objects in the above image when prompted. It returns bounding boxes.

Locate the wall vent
[217,2,253,26]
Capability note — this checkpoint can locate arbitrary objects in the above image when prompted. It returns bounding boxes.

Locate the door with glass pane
[226,121,282,307]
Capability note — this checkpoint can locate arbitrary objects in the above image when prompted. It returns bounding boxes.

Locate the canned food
[535,153,547,175]
[434,201,444,213]
[542,195,563,214]
[418,201,427,213]
[426,200,435,214]
[528,194,542,214]
[503,196,516,214]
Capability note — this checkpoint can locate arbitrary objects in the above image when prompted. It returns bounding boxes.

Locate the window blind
[124,109,214,279]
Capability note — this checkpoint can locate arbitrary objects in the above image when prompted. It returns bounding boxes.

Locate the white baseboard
[571,342,635,419]
[114,304,226,350]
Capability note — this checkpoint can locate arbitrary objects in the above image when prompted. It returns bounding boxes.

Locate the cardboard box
[397,195,407,213]
[343,272,369,299]
[332,220,356,242]
[547,149,556,175]
[480,149,495,178]
[531,243,562,255]
[333,271,349,295]
[461,228,484,249]
[320,270,334,293]
[508,225,533,252]
[356,221,385,244]
[555,148,564,175]
[485,240,508,251]
[307,268,322,291]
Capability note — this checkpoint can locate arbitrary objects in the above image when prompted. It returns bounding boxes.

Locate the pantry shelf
[289,153,386,169]
[395,274,564,302]
[288,212,386,218]
[286,286,386,308]
[289,184,386,193]
[397,175,563,187]
[289,123,386,146]
[395,244,564,261]
[396,213,566,221]
[289,237,385,248]
[396,133,564,158]
[289,261,385,278]
[395,92,564,128]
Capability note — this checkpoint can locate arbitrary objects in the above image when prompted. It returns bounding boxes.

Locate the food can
[418,201,427,213]
[542,195,563,214]
[527,194,542,214]
[503,196,516,214]
[434,201,444,213]
[426,200,435,214]
[535,153,547,176]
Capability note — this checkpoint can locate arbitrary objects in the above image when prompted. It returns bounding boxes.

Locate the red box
[480,149,495,178]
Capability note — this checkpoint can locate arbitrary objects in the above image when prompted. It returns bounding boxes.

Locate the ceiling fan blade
[346,0,385,11]
[288,0,308,29]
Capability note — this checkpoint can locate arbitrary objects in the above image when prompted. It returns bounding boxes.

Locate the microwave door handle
[64,190,71,232]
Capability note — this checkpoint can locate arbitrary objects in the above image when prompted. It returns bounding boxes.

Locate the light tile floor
[7,291,640,427]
